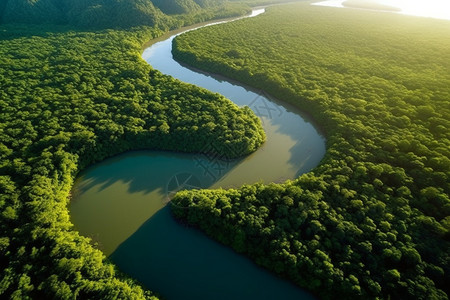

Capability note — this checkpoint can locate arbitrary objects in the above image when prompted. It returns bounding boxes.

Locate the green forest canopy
[0,5,269,299]
[172,3,450,299]
[1,1,314,298]
[2,0,449,299]
[0,0,300,29]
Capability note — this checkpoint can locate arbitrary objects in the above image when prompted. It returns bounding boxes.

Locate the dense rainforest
[172,3,450,299]
[0,0,295,29]
[0,0,282,298]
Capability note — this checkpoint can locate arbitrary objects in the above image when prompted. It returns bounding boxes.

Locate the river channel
[70,8,324,300]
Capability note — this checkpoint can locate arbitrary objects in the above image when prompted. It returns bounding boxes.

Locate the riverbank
[70,6,323,300]
[169,2,450,298]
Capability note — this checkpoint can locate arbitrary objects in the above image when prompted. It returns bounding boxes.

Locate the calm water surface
[70,8,323,300]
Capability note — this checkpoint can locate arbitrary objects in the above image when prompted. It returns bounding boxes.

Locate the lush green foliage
[173,3,450,299]
[0,0,253,29]
[0,0,306,29]
[1,0,164,28]
[230,0,306,6]
[151,0,221,15]
[0,22,265,298]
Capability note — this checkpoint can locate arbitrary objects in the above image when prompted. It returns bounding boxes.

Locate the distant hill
[151,0,200,15]
[2,0,65,24]
[0,0,230,28]
[0,0,303,28]
[1,0,164,28]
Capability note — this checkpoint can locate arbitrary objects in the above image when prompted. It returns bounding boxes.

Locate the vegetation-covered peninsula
[0,0,278,298]
[173,3,450,299]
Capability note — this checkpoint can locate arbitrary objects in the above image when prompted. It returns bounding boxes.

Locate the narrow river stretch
[70,8,325,300]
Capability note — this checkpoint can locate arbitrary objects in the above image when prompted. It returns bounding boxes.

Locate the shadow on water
[145,35,326,181]
[175,63,327,176]
[70,150,244,255]
[71,7,324,299]
[110,206,315,300]
[72,150,243,198]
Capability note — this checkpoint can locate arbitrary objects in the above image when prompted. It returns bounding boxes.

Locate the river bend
[70,8,324,299]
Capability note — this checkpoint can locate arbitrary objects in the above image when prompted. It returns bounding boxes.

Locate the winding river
[70,8,325,300]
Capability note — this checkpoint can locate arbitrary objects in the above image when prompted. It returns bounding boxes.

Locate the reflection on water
[312,0,450,20]
[142,28,325,187]
[70,8,322,300]
[111,206,314,300]
[70,151,234,255]
[70,150,317,299]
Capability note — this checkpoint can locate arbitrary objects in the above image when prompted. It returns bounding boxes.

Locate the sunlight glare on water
[383,0,450,19]
[313,0,450,20]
